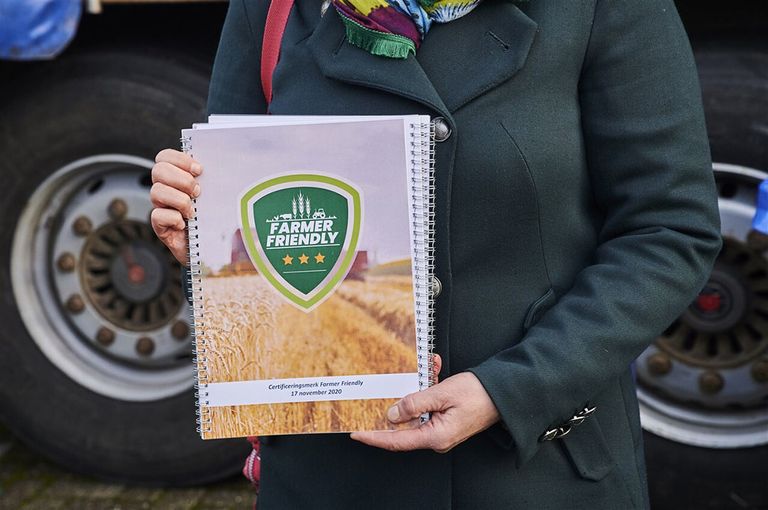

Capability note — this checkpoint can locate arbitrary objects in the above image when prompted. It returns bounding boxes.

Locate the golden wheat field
[197,274,418,438]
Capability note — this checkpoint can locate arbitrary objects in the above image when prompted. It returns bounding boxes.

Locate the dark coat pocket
[559,417,614,481]
[523,287,556,331]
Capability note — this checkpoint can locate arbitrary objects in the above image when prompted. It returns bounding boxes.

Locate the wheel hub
[686,268,745,335]
[81,220,181,331]
[636,163,768,449]
[695,291,722,313]
[659,240,766,369]
[11,155,193,402]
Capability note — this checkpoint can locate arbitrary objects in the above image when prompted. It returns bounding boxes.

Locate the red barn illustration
[346,251,368,280]
[230,229,257,273]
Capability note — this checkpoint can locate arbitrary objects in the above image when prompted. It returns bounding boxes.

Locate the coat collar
[308,0,538,117]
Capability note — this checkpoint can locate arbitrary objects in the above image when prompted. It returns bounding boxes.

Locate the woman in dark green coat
[150,0,722,507]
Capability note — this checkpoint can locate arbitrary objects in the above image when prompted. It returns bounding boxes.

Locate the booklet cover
[183,116,434,439]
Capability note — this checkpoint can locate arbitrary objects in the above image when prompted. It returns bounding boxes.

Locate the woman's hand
[350,361,500,453]
[150,149,202,265]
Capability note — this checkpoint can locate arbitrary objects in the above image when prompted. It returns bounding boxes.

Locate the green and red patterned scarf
[333,0,482,58]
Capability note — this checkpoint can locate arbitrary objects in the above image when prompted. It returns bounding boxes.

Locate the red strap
[261,0,294,105]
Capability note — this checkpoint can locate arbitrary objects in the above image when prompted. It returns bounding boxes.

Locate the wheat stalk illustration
[298,192,305,218]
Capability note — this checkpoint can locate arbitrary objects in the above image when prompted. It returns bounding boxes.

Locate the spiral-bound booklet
[182,115,435,439]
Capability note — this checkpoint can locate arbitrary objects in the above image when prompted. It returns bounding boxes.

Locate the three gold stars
[281,252,326,265]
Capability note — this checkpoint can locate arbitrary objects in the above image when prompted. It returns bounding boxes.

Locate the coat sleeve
[206,0,269,116]
[466,0,722,467]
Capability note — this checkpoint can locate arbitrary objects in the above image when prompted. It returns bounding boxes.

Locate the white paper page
[208,114,407,125]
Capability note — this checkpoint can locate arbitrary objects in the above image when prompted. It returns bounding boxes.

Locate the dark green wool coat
[204,0,722,508]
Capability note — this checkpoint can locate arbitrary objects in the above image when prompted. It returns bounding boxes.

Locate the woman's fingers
[383,355,445,426]
[352,373,500,454]
[150,208,188,264]
[150,148,200,265]
[152,161,200,198]
[432,354,442,382]
[351,425,439,452]
[387,385,449,424]
[151,207,186,234]
[150,182,195,219]
[155,148,203,176]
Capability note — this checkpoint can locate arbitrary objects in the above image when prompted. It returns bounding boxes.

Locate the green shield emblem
[239,174,363,311]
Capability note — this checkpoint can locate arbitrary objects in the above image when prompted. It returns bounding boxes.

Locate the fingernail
[387,405,400,422]
[193,184,201,197]
[191,163,202,175]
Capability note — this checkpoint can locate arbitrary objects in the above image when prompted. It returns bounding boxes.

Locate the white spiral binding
[182,134,212,438]
[409,119,436,414]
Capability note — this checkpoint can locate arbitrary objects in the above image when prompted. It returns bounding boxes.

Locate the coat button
[433,117,451,142]
[431,276,443,298]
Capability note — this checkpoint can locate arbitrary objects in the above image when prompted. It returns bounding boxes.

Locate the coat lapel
[308,7,451,119]
[417,1,538,112]
[308,0,538,115]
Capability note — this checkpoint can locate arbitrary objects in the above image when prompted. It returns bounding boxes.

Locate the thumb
[431,354,442,382]
[388,386,447,424]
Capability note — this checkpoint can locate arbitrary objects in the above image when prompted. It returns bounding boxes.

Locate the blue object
[752,179,768,234]
[0,0,82,60]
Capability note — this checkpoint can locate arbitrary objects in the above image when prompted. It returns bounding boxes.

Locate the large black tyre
[697,47,768,172]
[645,434,768,509]
[0,50,249,485]
[642,46,768,510]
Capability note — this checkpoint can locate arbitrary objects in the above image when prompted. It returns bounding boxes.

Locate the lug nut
[752,359,768,383]
[108,198,128,220]
[647,352,672,376]
[699,370,724,394]
[136,337,155,356]
[96,327,115,346]
[72,216,92,237]
[171,320,189,340]
[57,253,76,272]
[65,294,85,314]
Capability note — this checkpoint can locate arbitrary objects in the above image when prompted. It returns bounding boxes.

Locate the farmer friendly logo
[265,191,341,250]
[239,174,362,312]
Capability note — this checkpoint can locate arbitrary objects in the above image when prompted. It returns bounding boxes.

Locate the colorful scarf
[332,0,482,59]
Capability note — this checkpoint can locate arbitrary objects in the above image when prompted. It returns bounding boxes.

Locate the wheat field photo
[198,273,418,438]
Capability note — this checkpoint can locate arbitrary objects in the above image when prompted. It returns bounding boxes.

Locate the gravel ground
[0,426,255,510]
